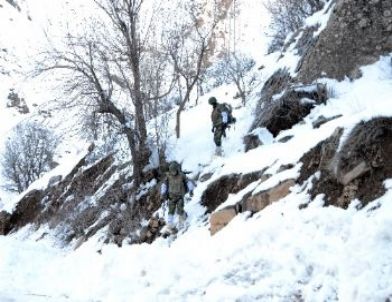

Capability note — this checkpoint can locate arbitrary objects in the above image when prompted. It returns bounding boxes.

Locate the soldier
[160,161,194,233]
[209,97,236,156]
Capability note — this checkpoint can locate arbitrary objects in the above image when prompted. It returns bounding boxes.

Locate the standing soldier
[160,161,194,234]
[209,97,236,156]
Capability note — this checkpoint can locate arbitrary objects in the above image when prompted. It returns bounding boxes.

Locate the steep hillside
[1,0,392,301]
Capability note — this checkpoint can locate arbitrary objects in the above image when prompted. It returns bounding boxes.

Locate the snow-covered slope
[1,56,392,301]
[1,1,392,301]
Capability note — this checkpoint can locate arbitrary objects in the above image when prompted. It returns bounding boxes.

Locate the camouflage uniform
[211,105,228,147]
[209,97,230,152]
[161,162,194,228]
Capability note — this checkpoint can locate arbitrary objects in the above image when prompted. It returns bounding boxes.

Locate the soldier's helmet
[208,97,217,106]
[168,161,180,176]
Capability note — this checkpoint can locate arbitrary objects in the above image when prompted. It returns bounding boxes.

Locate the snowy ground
[1,56,392,301]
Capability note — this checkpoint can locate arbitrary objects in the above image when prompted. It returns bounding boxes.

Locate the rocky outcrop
[298,117,392,207]
[210,179,296,235]
[312,115,343,129]
[298,0,392,83]
[138,217,166,244]
[210,206,237,235]
[243,134,262,152]
[6,147,165,246]
[0,211,11,235]
[201,170,268,213]
[8,190,44,233]
[251,68,292,131]
[253,84,328,137]
[242,179,296,213]
[298,127,344,184]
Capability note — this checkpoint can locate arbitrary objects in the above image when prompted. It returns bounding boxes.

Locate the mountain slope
[1,0,392,301]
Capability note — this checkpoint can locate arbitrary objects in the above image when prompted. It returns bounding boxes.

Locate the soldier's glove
[189,191,194,197]
[211,126,215,133]
[232,117,237,123]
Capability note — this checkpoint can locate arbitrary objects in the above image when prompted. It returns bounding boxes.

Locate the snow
[1,0,392,301]
[1,182,392,301]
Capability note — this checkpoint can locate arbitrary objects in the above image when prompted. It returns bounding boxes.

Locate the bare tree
[35,0,176,187]
[166,3,219,138]
[35,30,150,185]
[208,52,255,105]
[2,122,58,193]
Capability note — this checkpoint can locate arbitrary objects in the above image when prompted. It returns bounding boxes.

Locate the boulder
[210,179,296,235]
[242,179,296,213]
[9,189,44,232]
[251,68,292,131]
[201,171,267,213]
[210,206,237,236]
[278,135,294,143]
[0,211,11,235]
[298,127,344,184]
[243,134,262,152]
[199,172,214,182]
[252,84,328,137]
[339,161,370,186]
[312,115,343,129]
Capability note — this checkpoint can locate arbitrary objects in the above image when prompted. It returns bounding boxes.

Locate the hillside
[1,0,392,301]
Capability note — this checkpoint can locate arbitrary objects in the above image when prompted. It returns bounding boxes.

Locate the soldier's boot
[161,214,177,235]
[177,213,188,229]
[215,146,223,156]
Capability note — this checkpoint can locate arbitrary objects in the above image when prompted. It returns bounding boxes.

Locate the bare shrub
[2,122,58,193]
[208,52,256,105]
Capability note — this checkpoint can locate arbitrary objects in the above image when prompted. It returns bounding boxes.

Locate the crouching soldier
[160,161,194,233]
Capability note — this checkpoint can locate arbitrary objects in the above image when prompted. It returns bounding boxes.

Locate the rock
[139,226,150,242]
[298,127,344,184]
[201,171,267,213]
[242,192,269,213]
[268,179,296,202]
[298,0,392,83]
[0,211,11,235]
[337,180,359,208]
[251,68,292,132]
[277,164,295,173]
[48,175,62,187]
[339,161,370,185]
[278,135,294,143]
[109,219,122,235]
[210,206,237,235]
[199,173,214,182]
[210,179,296,235]
[148,218,159,229]
[299,117,392,207]
[312,115,343,129]
[252,84,328,137]
[9,189,44,232]
[242,179,296,213]
[243,134,262,152]
[73,236,86,250]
